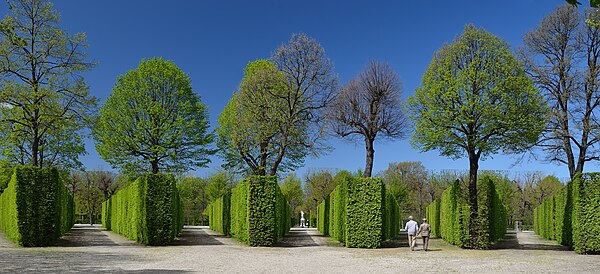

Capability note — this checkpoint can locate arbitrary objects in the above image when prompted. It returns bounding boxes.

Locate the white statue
[300,211,306,228]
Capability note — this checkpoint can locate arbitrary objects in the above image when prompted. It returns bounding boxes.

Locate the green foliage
[316,195,330,236]
[178,176,208,226]
[346,177,384,248]
[216,60,305,175]
[207,176,291,246]
[0,159,13,193]
[573,173,600,254]
[409,24,547,160]
[566,0,600,8]
[0,0,96,169]
[94,57,214,175]
[426,198,441,238]
[206,172,234,204]
[382,191,401,241]
[434,177,506,249]
[315,176,399,248]
[0,166,74,246]
[208,191,230,235]
[0,170,19,244]
[102,173,182,245]
[229,179,249,243]
[280,173,303,226]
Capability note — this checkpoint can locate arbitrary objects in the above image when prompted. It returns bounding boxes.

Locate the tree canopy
[94,58,214,175]
[217,34,337,176]
[0,0,96,169]
[409,24,548,244]
[328,61,408,177]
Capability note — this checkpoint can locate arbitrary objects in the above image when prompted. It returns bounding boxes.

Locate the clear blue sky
[2,0,586,181]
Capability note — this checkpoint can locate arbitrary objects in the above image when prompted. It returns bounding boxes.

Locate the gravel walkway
[0,225,599,273]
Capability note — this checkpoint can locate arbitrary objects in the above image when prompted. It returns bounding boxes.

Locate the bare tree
[328,61,408,177]
[268,33,339,175]
[523,5,600,179]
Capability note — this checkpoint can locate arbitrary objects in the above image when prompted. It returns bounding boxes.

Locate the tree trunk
[151,159,159,174]
[32,127,39,167]
[468,150,480,247]
[364,138,375,178]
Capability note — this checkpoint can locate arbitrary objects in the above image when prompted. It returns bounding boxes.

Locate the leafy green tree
[566,0,599,7]
[178,175,208,225]
[94,58,214,175]
[0,0,96,169]
[218,33,338,177]
[216,60,299,175]
[409,24,548,243]
[534,175,563,204]
[328,61,408,177]
[205,171,235,203]
[381,162,429,219]
[280,173,304,221]
[303,170,336,212]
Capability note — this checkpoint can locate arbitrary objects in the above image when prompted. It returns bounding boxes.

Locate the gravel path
[0,225,599,273]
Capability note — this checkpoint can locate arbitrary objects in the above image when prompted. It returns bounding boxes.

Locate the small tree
[328,61,408,177]
[94,58,214,175]
[409,24,548,245]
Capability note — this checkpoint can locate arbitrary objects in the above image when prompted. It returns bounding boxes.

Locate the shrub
[208,191,230,235]
[431,177,507,249]
[230,179,249,243]
[314,176,399,248]
[0,166,74,246]
[208,176,291,246]
[426,198,441,237]
[346,177,385,248]
[573,173,600,254]
[102,173,182,245]
[316,195,329,236]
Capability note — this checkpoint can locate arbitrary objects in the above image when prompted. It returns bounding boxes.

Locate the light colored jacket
[418,223,431,237]
[405,220,419,235]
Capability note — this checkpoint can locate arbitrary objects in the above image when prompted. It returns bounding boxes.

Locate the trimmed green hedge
[0,166,74,246]
[426,198,441,238]
[102,173,183,246]
[207,176,291,246]
[208,191,230,235]
[316,176,400,248]
[536,173,600,254]
[230,179,249,243]
[573,173,600,254]
[316,194,329,236]
[429,177,507,249]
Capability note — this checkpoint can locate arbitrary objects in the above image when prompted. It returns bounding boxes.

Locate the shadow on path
[171,226,226,246]
[54,224,119,247]
[493,230,571,251]
[275,227,329,248]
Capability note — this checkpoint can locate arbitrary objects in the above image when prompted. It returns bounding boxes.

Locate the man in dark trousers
[417,218,431,251]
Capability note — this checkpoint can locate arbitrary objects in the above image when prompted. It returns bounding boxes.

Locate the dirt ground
[0,225,599,273]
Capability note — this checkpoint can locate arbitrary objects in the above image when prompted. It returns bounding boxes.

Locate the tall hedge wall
[426,198,441,238]
[230,179,249,243]
[207,176,291,246]
[315,176,400,248]
[208,191,230,235]
[428,177,507,249]
[0,166,74,247]
[536,173,600,254]
[102,173,183,246]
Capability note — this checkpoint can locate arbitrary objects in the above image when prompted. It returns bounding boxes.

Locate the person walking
[417,218,431,251]
[404,216,419,251]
